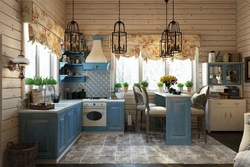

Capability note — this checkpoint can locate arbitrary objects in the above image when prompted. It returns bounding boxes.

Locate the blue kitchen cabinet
[107,102,124,132]
[19,114,56,159]
[19,103,82,159]
[155,93,191,145]
[59,62,86,82]
[83,62,110,70]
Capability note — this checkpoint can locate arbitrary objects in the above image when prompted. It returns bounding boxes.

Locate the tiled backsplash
[59,71,111,99]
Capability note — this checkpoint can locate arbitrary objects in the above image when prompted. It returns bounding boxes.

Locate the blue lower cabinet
[19,114,56,159]
[107,102,124,132]
[19,103,82,159]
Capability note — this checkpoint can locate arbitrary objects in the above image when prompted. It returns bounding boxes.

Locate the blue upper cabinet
[107,102,124,132]
[202,62,242,86]
[83,62,110,70]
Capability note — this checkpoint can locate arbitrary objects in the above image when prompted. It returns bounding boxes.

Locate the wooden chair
[141,87,166,142]
[191,85,210,143]
[133,86,156,131]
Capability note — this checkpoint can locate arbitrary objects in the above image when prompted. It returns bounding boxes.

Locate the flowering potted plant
[160,75,178,92]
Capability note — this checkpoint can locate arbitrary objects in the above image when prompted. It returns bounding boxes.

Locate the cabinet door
[73,104,82,136]
[19,114,56,159]
[107,102,124,132]
[67,109,75,145]
[58,111,67,156]
[208,101,225,131]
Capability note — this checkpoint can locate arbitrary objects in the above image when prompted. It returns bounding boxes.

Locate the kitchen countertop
[19,100,83,114]
[19,99,125,114]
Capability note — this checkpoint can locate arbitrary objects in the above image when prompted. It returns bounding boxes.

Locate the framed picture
[245,57,250,82]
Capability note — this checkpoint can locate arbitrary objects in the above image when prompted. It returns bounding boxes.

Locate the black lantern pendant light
[64,0,83,53]
[167,0,182,54]
[112,0,127,54]
[160,0,173,58]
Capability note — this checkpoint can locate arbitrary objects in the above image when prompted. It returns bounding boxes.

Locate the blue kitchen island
[155,92,192,145]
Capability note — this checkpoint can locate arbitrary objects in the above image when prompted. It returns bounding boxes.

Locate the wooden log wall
[0,0,65,166]
[237,0,250,113]
[65,0,250,121]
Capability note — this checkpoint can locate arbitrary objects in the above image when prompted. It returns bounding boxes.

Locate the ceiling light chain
[64,0,84,53]
[111,0,127,54]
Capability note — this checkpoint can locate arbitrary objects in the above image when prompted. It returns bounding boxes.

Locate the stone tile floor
[59,132,236,165]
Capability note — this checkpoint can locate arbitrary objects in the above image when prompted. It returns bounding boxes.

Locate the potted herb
[43,77,58,93]
[114,82,122,92]
[25,78,34,92]
[123,82,129,92]
[141,80,149,88]
[177,83,184,92]
[157,82,164,92]
[134,83,141,88]
[185,80,193,92]
[33,76,43,91]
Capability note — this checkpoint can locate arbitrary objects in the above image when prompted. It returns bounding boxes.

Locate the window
[24,23,59,91]
[115,54,196,91]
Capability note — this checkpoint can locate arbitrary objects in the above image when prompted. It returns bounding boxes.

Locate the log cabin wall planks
[237,0,250,114]
[0,0,65,166]
[65,0,250,121]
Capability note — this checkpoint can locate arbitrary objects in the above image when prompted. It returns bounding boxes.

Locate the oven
[82,98,107,131]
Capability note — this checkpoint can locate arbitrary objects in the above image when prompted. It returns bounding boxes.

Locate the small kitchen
[1,0,250,166]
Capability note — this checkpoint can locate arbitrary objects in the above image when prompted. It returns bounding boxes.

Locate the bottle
[82,89,86,98]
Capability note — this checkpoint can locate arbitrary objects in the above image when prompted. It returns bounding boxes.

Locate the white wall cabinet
[206,99,246,132]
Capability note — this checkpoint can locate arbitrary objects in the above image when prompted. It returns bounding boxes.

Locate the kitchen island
[155,92,191,145]
[18,100,83,163]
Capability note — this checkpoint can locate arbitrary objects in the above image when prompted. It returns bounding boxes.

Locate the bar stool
[132,86,156,132]
[141,87,166,142]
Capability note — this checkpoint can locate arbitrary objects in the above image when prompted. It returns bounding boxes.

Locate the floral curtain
[111,34,200,61]
[22,1,64,58]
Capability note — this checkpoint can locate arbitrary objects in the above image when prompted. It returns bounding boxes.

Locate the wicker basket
[7,141,39,167]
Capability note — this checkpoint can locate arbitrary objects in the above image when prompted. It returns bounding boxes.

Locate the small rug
[59,132,236,164]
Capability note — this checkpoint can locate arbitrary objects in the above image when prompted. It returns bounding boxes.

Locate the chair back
[141,87,150,110]
[198,85,210,110]
[133,86,142,104]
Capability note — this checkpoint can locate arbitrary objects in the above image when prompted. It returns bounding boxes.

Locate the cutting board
[31,91,44,104]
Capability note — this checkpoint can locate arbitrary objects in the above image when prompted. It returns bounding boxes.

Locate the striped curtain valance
[22,1,64,58]
[112,34,201,61]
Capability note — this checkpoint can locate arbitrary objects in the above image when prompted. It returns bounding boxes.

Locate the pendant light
[160,0,173,58]
[112,0,127,54]
[167,0,182,54]
[64,0,83,53]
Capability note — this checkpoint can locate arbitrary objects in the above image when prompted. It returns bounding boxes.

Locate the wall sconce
[8,51,30,79]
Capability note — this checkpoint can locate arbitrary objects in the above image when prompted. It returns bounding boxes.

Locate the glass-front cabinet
[202,62,242,86]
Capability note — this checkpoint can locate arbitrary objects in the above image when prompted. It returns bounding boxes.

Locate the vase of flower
[160,75,178,93]
[165,83,171,93]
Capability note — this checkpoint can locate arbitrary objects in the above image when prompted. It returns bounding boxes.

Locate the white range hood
[85,36,107,62]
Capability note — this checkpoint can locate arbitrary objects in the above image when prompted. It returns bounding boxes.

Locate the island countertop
[155,92,192,98]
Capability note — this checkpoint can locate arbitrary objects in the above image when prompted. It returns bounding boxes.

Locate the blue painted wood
[19,114,57,159]
[155,94,166,107]
[206,62,242,86]
[59,75,86,82]
[83,62,110,70]
[82,126,107,131]
[107,102,124,132]
[165,97,191,145]
[19,103,82,159]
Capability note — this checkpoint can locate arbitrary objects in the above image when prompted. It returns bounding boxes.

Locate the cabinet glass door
[225,64,241,85]
[208,65,223,85]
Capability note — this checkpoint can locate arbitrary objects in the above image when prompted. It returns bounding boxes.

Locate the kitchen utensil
[223,52,230,62]
[51,93,61,103]
[208,51,216,62]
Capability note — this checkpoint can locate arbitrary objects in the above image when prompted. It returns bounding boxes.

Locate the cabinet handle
[224,113,227,118]
[230,112,232,118]
[234,103,239,106]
